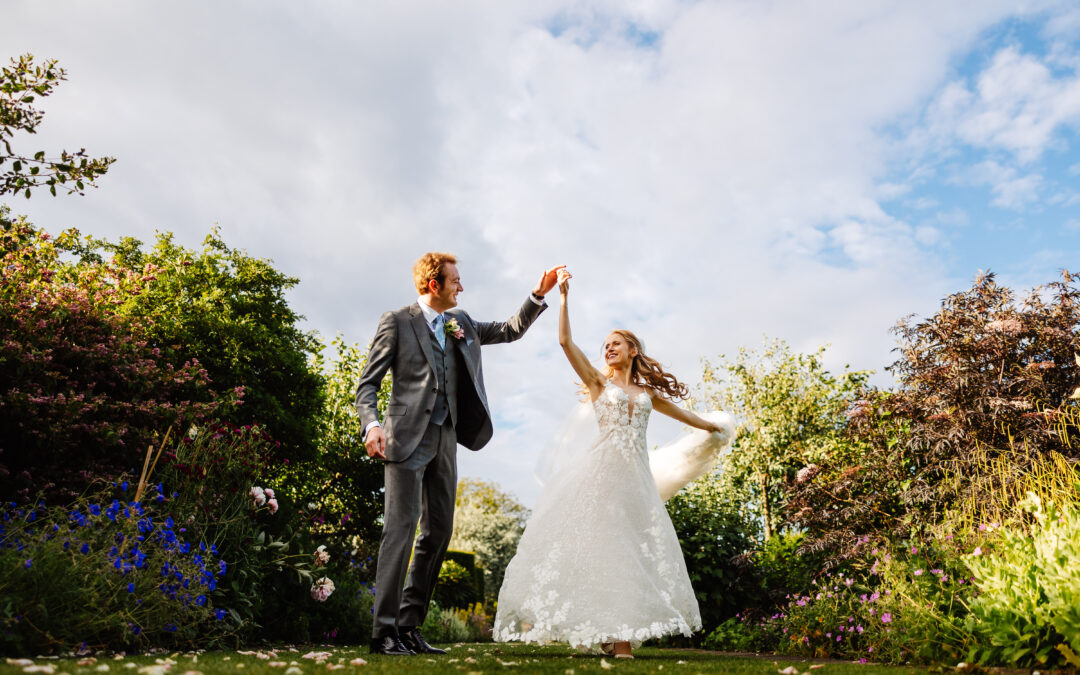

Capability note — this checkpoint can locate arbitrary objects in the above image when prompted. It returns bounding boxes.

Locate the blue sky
[2,1,1079,505]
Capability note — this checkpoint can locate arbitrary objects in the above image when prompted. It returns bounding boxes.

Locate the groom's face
[433,263,463,310]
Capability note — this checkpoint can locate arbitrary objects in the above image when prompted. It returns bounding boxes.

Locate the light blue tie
[432,314,446,350]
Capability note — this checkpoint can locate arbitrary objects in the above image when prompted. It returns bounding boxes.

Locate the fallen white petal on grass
[347,659,367,666]
[268,662,288,668]
[7,660,34,667]
[301,652,332,662]
[77,658,98,666]
[778,668,800,675]
[21,666,55,674]
[810,667,825,671]
[95,666,111,672]
[497,659,520,666]
[285,668,303,675]
[600,658,613,669]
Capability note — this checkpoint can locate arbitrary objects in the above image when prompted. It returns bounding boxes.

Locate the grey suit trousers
[372,419,457,638]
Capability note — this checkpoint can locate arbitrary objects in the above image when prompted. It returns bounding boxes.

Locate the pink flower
[914,569,923,576]
[881,613,892,624]
[795,464,820,484]
[250,486,266,506]
[972,546,982,556]
[267,498,279,514]
[264,488,275,500]
[310,577,335,602]
[314,545,330,568]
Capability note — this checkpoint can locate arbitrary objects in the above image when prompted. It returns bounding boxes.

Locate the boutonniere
[444,317,465,340]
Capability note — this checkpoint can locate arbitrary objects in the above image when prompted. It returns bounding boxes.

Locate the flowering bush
[0,218,233,502]
[0,483,231,654]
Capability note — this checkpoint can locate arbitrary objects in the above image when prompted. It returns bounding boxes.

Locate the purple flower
[881,613,892,624]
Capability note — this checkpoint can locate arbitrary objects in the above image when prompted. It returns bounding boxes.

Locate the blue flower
[215,609,227,621]
[89,505,101,516]
[195,595,207,606]
[164,623,177,633]
[127,583,135,593]
[80,543,90,554]
[23,559,31,569]
[130,624,141,635]
[121,481,128,492]
[218,560,227,576]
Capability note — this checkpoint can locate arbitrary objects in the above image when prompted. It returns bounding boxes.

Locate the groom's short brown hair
[413,252,458,294]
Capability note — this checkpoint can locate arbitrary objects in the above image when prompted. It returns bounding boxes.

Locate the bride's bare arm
[652,395,724,434]
[557,272,604,400]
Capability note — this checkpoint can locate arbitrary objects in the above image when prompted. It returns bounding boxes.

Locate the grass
[1,642,938,674]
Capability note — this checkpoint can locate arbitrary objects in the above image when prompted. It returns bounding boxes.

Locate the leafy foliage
[964,493,1080,668]
[102,229,325,461]
[0,482,231,655]
[700,338,869,541]
[0,54,113,198]
[788,271,1080,562]
[0,216,231,501]
[665,472,757,634]
[448,478,529,602]
[274,336,388,549]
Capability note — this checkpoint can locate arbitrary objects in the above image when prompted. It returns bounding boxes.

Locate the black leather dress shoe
[399,627,446,655]
[369,635,414,655]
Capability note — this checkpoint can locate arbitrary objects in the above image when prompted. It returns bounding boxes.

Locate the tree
[101,229,325,461]
[700,338,869,542]
[1,54,113,198]
[448,478,530,602]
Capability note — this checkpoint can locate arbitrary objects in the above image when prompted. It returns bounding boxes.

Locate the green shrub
[964,493,1080,668]
[665,473,757,634]
[433,558,477,610]
[419,603,470,644]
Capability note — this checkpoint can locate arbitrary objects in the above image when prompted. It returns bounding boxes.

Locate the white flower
[267,498,279,514]
[310,577,335,602]
[314,545,330,568]
[250,486,266,506]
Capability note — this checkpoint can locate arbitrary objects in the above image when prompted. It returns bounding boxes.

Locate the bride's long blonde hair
[586,329,690,401]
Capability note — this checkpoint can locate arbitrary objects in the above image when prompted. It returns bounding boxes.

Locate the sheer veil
[534,401,737,501]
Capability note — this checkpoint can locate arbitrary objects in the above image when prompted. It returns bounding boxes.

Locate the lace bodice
[593,381,651,443]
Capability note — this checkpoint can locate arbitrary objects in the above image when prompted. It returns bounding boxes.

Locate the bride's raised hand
[557,268,572,297]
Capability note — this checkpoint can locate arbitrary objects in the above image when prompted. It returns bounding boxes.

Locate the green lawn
[1,643,937,674]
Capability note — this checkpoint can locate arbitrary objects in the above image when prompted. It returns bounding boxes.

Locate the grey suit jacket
[355,297,546,462]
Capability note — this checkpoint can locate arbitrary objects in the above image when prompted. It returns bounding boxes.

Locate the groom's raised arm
[470,265,563,345]
[355,310,397,432]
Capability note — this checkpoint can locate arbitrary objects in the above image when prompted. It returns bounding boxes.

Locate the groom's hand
[365,426,387,459]
[534,265,567,297]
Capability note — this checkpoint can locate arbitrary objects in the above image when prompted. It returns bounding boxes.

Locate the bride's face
[602,333,637,369]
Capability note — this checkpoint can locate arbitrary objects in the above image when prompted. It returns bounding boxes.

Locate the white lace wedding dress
[493,381,702,649]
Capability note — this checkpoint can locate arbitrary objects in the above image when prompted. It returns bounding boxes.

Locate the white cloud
[962,160,1043,210]
[927,45,1080,164]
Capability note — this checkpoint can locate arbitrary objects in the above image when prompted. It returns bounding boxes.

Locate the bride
[493,270,728,659]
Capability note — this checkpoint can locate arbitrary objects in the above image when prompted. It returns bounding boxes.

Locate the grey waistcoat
[428,327,460,427]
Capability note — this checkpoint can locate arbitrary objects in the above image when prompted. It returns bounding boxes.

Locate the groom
[356,252,563,656]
